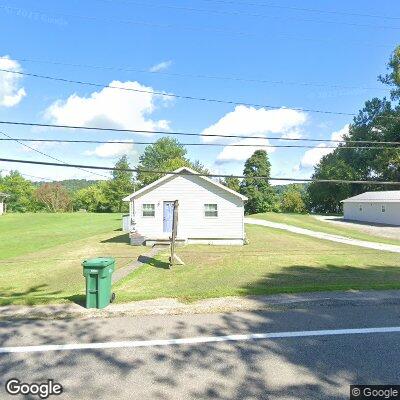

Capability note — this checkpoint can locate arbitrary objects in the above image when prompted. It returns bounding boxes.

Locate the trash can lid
[82,257,115,268]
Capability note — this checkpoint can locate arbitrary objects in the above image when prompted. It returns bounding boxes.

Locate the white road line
[1,326,400,354]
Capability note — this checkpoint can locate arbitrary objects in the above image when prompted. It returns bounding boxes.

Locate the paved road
[1,297,400,399]
[245,217,400,253]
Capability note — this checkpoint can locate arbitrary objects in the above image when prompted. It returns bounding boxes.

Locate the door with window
[163,201,174,233]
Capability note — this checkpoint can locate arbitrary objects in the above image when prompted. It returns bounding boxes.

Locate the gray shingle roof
[341,191,400,203]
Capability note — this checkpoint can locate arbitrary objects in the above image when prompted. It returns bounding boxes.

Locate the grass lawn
[248,212,400,246]
[0,213,143,305]
[116,224,400,302]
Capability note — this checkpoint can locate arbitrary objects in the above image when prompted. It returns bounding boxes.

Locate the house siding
[343,202,400,226]
[130,174,245,241]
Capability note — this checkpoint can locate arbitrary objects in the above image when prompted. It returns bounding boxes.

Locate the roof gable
[341,191,400,203]
[123,167,247,201]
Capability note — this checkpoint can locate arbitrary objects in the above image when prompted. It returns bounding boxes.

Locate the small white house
[341,191,400,226]
[123,167,248,245]
[0,193,9,215]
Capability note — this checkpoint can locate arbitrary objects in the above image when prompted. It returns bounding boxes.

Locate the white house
[0,193,9,215]
[341,191,400,226]
[122,167,248,245]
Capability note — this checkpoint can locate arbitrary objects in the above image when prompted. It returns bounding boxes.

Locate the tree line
[2,46,399,215]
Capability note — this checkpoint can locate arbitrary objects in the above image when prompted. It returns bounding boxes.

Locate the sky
[0,0,398,183]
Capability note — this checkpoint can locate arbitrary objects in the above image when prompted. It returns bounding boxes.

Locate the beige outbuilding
[341,191,400,226]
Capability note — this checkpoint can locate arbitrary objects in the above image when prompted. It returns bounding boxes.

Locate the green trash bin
[82,257,116,309]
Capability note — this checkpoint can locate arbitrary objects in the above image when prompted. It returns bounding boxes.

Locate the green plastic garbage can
[82,257,116,309]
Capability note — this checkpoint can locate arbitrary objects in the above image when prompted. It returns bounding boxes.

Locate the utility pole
[169,200,184,267]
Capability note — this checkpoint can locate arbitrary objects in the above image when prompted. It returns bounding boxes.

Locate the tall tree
[35,183,71,212]
[0,171,39,212]
[280,185,307,213]
[108,155,135,212]
[73,181,111,212]
[379,45,400,100]
[137,137,209,186]
[240,150,278,214]
[221,176,241,193]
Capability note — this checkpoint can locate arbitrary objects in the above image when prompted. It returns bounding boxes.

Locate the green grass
[248,212,400,246]
[0,213,143,305]
[115,224,400,302]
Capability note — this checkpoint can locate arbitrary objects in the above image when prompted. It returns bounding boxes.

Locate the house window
[359,205,363,212]
[142,204,155,217]
[382,205,386,213]
[204,204,218,217]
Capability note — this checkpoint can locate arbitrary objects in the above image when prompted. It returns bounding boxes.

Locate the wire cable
[12,57,386,91]
[0,68,357,116]
[0,131,109,179]
[1,120,399,146]
[1,137,399,150]
[0,157,398,185]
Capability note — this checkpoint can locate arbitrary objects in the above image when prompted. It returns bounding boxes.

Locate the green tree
[280,185,307,213]
[108,155,135,212]
[0,171,39,212]
[379,45,400,100]
[73,181,111,212]
[137,137,209,186]
[221,176,241,193]
[240,150,278,214]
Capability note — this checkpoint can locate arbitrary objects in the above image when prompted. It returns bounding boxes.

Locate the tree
[137,138,209,186]
[221,177,241,193]
[0,171,39,212]
[73,181,111,212]
[379,45,400,100]
[240,150,279,214]
[280,185,307,213]
[107,155,135,212]
[35,183,71,212]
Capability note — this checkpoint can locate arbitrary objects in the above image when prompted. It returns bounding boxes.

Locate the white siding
[343,202,400,226]
[130,175,244,240]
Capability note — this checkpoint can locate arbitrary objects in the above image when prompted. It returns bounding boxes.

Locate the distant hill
[273,183,308,196]
[34,179,99,193]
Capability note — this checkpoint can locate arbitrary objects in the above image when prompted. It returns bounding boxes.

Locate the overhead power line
[0,68,356,116]
[200,0,400,21]
[0,131,109,179]
[12,57,387,91]
[0,157,398,186]
[0,168,53,182]
[1,137,399,150]
[101,0,400,30]
[1,121,400,146]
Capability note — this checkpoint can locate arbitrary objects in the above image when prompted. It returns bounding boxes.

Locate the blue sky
[0,0,398,182]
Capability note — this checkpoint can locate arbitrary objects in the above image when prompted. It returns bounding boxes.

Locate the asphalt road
[1,298,400,399]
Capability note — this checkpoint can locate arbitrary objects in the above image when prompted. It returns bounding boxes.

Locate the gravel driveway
[314,215,400,241]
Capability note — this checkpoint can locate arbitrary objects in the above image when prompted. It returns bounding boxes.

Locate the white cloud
[201,105,307,144]
[149,60,172,72]
[200,105,307,163]
[44,80,170,135]
[216,137,275,163]
[299,124,349,169]
[0,56,26,107]
[84,140,135,158]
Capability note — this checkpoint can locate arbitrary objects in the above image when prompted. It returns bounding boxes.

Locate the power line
[100,0,400,30]
[0,157,398,186]
[0,68,356,116]
[1,137,399,150]
[0,168,53,182]
[1,121,399,146]
[0,131,109,179]
[12,57,387,92]
[200,0,400,21]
